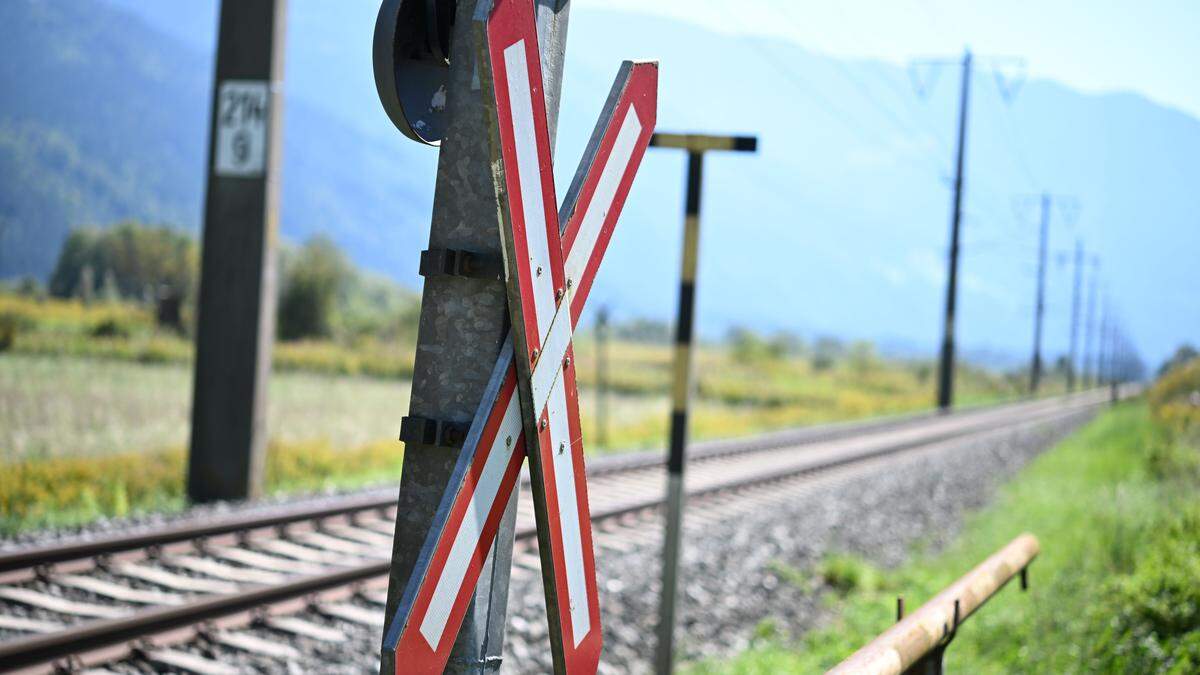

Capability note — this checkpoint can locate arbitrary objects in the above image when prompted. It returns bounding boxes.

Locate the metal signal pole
[937,49,972,411]
[1067,239,1083,392]
[1104,314,1119,399]
[188,0,287,502]
[1029,193,1050,394]
[373,1,572,672]
[1082,257,1099,387]
[1097,301,1110,385]
[596,306,610,448]
[1108,326,1118,381]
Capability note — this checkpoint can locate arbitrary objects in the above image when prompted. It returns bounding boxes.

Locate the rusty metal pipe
[828,534,1039,675]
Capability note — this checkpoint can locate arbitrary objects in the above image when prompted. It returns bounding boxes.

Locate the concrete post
[187,0,286,503]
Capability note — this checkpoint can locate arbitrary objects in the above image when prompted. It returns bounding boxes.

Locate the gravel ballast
[4,405,1097,673]
[499,407,1094,673]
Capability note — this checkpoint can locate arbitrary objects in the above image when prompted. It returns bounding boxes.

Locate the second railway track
[0,391,1111,673]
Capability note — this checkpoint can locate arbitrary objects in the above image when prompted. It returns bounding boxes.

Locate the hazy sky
[103,0,1197,365]
[583,0,1200,120]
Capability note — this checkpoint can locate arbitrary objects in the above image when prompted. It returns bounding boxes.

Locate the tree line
[40,222,419,343]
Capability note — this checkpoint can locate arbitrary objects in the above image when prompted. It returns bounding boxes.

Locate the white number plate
[214,80,269,177]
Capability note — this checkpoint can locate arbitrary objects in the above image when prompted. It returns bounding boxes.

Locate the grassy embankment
[0,293,414,379]
[692,360,1200,673]
[1,294,1039,533]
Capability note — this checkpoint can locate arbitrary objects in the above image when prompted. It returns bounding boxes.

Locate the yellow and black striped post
[650,132,756,675]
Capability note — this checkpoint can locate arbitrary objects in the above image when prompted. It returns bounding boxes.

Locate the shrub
[818,554,883,594]
[811,336,843,372]
[0,314,14,351]
[49,222,196,305]
[846,341,879,376]
[1158,344,1199,378]
[0,439,405,533]
[0,448,186,531]
[277,236,352,341]
[272,339,414,380]
[1146,435,1200,485]
[0,294,154,337]
[90,316,130,338]
[729,327,774,364]
[1087,507,1200,672]
[1148,355,1200,436]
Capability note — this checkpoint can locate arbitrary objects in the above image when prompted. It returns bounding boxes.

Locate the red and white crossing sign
[381,0,657,671]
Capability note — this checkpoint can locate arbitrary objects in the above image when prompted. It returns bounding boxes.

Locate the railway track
[0,391,1109,673]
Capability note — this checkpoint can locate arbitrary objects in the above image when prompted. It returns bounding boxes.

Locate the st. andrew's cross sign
[381,0,658,672]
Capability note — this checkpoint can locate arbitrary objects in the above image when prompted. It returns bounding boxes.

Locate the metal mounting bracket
[418,247,503,281]
[399,415,470,448]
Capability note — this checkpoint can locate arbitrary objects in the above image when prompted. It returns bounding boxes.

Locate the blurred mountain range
[1,0,1196,365]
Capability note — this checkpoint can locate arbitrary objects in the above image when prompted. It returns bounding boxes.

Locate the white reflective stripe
[530,308,573,411]
[419,394,523,648]
[545,375,590,645]
[565,106,643,291]
[503,40,556,341]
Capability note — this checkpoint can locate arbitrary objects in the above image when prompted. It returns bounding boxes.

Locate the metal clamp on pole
[418,247,503,280]
[398,415,469,448]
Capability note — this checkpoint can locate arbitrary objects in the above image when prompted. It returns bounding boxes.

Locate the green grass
[690,401,1200,673]
[0,340,1045,533]
[570,334,1039,452]
[1,354,411,461]
[0,438,407,533]
[3,332,1032,462]
[0,292,1057,534]
[1,294,416,379]
[4,293,1034,408]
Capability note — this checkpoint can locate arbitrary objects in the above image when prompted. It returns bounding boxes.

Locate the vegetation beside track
[0,438,405,534]
[0,293,416,379]
[693,359,1200,673]
[0,341,1034,533]
[1,282,1056,534]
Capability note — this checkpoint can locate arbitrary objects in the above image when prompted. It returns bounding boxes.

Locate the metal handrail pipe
[828,533,1039,675]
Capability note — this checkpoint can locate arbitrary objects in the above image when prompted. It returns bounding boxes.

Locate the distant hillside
[0,0,207,277]
[0,0,433,282]
[3,0,1197,364]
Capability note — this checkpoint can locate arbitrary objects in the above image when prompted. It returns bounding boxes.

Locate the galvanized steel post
[1082,257,1099,387]
[376,1,571,673]
[1067,239,1083,392]
[596,306,610,448]
[937,49,972,412]
[1029,193,1050,394]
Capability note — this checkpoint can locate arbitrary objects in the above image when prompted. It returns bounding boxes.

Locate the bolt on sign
[380,1,658,673]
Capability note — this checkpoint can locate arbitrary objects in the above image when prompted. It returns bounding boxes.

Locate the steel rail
[0,491,398,574]
[0,393,1070,575]
[519,393,1102,536]
[0,395,1102,673]
[583,392,1057,477]
[0,564,390,671]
